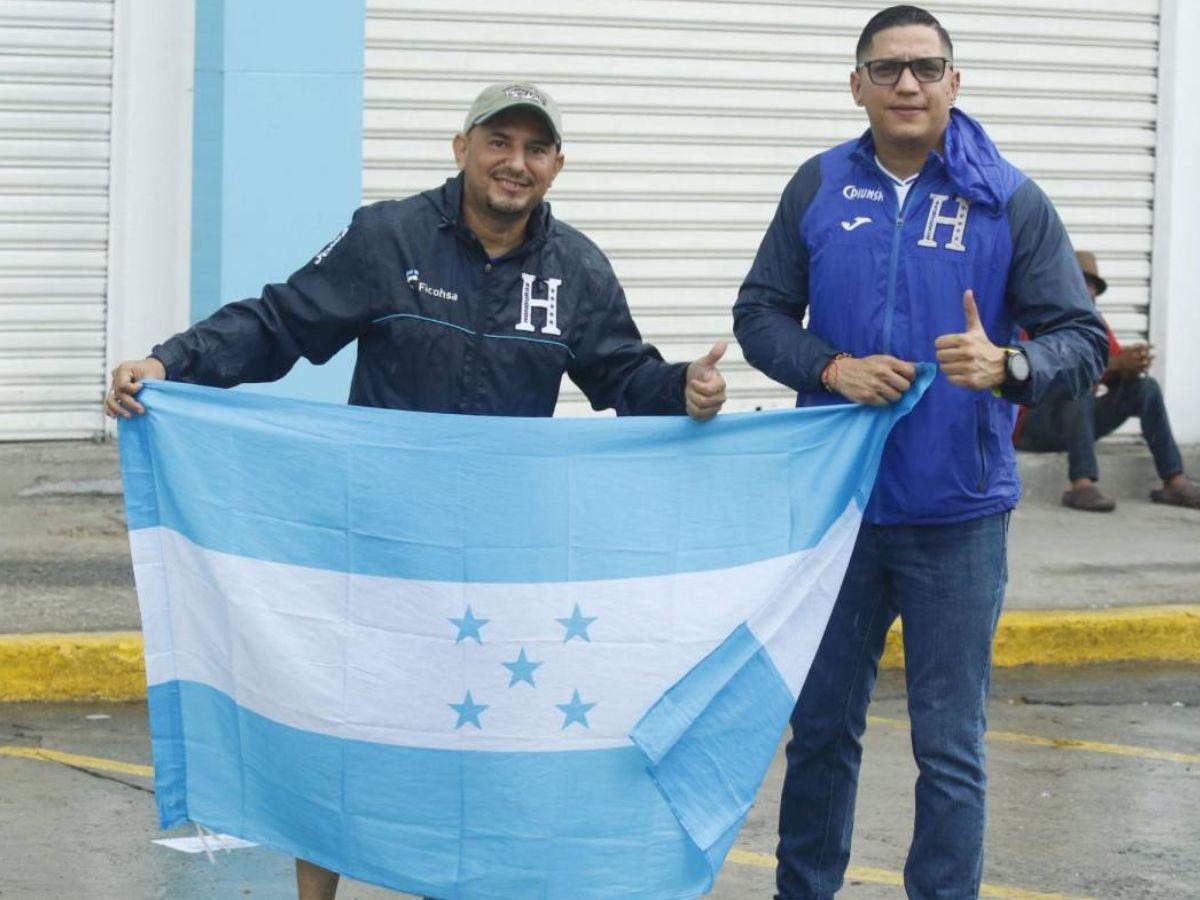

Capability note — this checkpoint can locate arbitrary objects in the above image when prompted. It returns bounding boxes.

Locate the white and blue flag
[120,370,932,898]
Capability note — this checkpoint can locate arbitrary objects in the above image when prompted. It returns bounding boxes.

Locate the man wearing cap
[1015,251,1200,511]
[105,81,727,424]
[104,82,728,899]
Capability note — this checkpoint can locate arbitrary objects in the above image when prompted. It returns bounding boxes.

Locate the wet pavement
[3,664,1197,899]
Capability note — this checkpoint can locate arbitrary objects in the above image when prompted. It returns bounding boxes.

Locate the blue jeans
[1015,376,1183,483]
[775,512,1010,900]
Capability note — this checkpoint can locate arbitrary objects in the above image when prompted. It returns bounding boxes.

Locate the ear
[552,150,565,181]
[849,69,863,106]
[452,133,468,171]
[948,67,961,104]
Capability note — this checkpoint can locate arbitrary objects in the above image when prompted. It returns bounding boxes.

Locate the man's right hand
[829,355,915,406]
[1116,343,1153,379]
[105,357,166,419]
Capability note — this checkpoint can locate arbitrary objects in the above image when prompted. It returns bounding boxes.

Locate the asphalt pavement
[2,436,1198,897]
[2,664,1197,898]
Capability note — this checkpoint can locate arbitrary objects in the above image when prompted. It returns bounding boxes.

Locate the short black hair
[855,5,953,66]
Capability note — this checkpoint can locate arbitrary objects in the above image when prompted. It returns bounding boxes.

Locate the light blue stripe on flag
[121,366,935,898]
[120,375,923,582]
[149,681,713,899]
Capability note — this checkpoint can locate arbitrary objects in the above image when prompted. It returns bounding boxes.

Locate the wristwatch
[993,347,1030,397]
[1004,347,1030,384]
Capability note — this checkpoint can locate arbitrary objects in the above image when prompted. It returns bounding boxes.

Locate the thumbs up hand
[685,341,728,421]
[934,290,1006,390]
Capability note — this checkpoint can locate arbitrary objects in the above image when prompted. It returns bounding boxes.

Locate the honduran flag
[120,369,932,899]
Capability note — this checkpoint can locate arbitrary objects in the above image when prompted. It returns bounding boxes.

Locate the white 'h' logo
[918,194,970,252]
[516,273,562,335]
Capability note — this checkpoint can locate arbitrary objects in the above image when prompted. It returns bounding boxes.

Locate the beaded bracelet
[821,352,854,393]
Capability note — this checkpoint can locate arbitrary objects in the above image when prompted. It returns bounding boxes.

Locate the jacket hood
[852,108,1007,215]
[940,108,1006,214]
[420,173,554,244]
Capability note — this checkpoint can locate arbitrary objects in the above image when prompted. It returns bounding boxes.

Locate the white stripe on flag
[130,503,859,753]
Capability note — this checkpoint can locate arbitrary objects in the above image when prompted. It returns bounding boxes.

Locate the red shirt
[1012,320,1119,444]
[1102,320,1122,374]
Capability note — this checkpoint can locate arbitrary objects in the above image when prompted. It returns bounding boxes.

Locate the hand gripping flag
[120,368,933,899]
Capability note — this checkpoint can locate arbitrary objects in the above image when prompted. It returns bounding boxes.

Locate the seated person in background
[1014,251,1199,512]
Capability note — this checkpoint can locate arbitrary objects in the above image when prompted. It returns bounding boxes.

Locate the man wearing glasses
[734,5,1107,897]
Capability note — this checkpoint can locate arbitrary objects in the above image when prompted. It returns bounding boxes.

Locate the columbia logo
[503,86,547,106]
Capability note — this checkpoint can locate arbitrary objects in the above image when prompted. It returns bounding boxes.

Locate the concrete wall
[105,0,195,434]
[189,0,365,403]
[1151,0,1200,443]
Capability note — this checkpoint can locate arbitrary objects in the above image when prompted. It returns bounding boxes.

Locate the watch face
[1008,350,1031,382]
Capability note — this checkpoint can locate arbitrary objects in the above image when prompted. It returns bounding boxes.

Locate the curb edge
[2,606,1198,702]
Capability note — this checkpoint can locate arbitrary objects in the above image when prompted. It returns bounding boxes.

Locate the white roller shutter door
[364,0,1159,413]
[0,0,111,439]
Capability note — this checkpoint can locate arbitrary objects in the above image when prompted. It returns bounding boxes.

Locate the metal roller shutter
[364,0,1159,413]
[0,0,111,439]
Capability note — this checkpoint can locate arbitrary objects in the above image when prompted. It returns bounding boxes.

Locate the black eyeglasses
[860,57,951,86]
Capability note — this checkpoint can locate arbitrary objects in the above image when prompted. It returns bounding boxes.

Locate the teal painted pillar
[191,1,365,402]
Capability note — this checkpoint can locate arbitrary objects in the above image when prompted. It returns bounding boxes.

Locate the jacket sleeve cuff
[149,340,186,382]
[669,361,689,413]
[998,340,1040,405]
[805,346,840,393]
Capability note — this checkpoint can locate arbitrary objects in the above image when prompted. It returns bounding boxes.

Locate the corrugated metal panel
[364,0,1158,414]
[0,0,112,439]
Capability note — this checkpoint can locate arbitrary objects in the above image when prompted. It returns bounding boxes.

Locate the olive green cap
[463,82,562,145]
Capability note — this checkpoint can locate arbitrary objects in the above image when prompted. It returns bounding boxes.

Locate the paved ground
[3,441,1199,635]
[3,440,1198,896]
[3,664,1198,899]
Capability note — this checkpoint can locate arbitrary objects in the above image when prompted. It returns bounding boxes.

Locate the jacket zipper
[471,256,495,412]
[882,180,913,356]
[458,232,490,413]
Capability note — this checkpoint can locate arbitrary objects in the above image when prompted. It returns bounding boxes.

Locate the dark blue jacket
[153,175,687,417]
[734,110,1108,525]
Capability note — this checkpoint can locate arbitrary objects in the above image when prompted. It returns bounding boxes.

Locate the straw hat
[1075,251,1108,296]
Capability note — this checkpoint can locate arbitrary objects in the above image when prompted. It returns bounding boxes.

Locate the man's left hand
[935,290,1006,390]
[685,341,728,421]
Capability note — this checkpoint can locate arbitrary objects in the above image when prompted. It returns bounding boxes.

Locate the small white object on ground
[152,834,258,854]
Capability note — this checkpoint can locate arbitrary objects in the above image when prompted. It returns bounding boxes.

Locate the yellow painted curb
[0,632,146,702]
[0,744,155,778]
[1,606,1198,701]
[881,604,1200,669]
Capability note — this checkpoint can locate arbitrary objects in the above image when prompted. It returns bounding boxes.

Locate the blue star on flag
[449,605,490,644]
[556,604,597,643]
[449,691,488,729]
[556,690,597,729]
[502,647,543,688]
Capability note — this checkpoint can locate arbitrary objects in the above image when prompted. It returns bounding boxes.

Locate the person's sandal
[1062,484,1116,512]
[1150,479,1200,510]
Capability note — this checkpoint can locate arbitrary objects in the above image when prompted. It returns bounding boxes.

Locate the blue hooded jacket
[152,174,687,417]
[734,110,1108,525]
